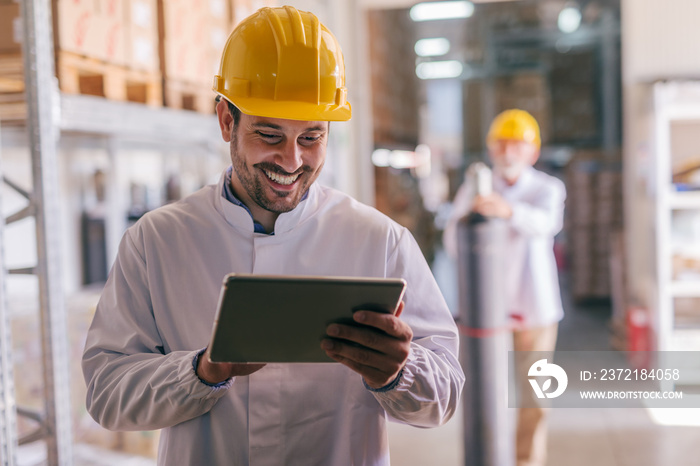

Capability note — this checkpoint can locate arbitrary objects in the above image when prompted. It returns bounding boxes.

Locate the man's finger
[326,322,410,358]
[325,352,396,387]
[322,340,400,377]
[352,311,413,341]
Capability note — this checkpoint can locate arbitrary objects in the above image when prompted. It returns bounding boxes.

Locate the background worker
[82,6,464,465]
[444,109,566,466]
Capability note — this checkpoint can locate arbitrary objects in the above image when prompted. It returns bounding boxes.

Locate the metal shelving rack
[0,117,19,466]
[0,2,221,466]
[652,81,700,353]
[1,1,73,464]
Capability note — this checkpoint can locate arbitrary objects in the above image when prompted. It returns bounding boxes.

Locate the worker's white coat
[82,171,464,466]
[444,166,566,327]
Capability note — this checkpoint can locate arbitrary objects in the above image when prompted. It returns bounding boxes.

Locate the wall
[622,0,700,81]
[621,0,700,308]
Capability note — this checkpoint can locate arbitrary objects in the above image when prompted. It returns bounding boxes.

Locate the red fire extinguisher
[627,306,651,369]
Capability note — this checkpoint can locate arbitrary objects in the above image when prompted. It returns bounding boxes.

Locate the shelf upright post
[0,121,19,466]
[653,82,673,352]
[18,1,74,465]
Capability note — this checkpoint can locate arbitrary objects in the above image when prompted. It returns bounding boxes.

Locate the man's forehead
[244,114,329,132]
[489,139,538,149]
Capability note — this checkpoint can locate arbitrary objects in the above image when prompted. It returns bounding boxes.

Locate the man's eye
[258,132,281,140]
[300,135,321,144]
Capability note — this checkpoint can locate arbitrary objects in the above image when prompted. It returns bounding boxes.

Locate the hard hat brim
[214,93,352,122]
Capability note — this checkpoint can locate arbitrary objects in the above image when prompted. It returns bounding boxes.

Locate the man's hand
[321,301,412,389]
[472,193,512,219]
[196,347,266,385]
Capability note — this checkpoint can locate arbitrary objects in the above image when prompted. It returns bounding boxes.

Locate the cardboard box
[161,0,230,84]
[564,150,624,300]
[231,0,257,26]
[1,1,130,64]
[54,0,97,57]
[209,21,229,75]
[98,0,127,65]
[125,0,159,71]
[230,1,282,26]
[209,0,228,19]
[54,0,127,65]
[0,2,21,54]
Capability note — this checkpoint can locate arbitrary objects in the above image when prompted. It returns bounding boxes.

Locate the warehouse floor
[15,250,700,465]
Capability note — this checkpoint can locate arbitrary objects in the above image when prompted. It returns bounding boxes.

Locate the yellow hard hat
[487,109,541,148]
[212,6,351,121]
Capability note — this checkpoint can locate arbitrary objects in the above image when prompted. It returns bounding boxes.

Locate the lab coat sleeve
[371,228,465,428]
[82,229,231,432]
[508,176,566,237]
[442,179,474,259]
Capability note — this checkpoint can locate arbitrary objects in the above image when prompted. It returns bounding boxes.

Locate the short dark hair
[216,95,241,127]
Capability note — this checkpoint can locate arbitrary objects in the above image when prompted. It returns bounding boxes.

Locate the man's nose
[504,143,519,161]
[275,140,303,173]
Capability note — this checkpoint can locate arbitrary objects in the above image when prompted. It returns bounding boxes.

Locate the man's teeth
[264,169,299,186]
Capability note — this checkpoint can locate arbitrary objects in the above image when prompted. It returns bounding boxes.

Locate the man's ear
[216,99,234,143]
[530,148,541,165]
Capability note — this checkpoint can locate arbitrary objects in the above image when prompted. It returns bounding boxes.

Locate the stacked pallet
[54,0,162,106]
[159,0,224,114]
[159,0,278,114]
[160,0,235,114]
[0,0,163,122]
[564,149,624,302]
[0,0,286,120]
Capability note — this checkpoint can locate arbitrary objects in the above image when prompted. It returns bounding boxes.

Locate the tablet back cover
[208,274,406,363]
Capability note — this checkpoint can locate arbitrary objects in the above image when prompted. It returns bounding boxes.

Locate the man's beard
[494,161,526,182]
[229,133,319,214]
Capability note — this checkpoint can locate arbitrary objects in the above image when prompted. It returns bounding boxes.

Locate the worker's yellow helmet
[212,6,351,122]
[486,109,541,148]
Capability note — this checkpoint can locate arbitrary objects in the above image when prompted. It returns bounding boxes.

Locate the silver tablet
[207,274,407,363]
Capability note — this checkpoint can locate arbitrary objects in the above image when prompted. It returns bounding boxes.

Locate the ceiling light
[414,38,451,57]
[410,1,475,22]
[558,6,582,33]
[416,60,463,79]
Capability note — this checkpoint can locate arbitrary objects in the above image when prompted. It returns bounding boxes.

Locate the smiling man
[223,110,328,233]
[82,5,464,466]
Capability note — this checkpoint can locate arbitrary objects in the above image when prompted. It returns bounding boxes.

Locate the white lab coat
[443,166,566,327]
[82,170,464,466]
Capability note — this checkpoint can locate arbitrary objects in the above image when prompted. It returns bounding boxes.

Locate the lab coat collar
[213,170,319,235]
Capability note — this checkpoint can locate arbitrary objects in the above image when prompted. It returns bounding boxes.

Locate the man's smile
[263,168,300,186]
